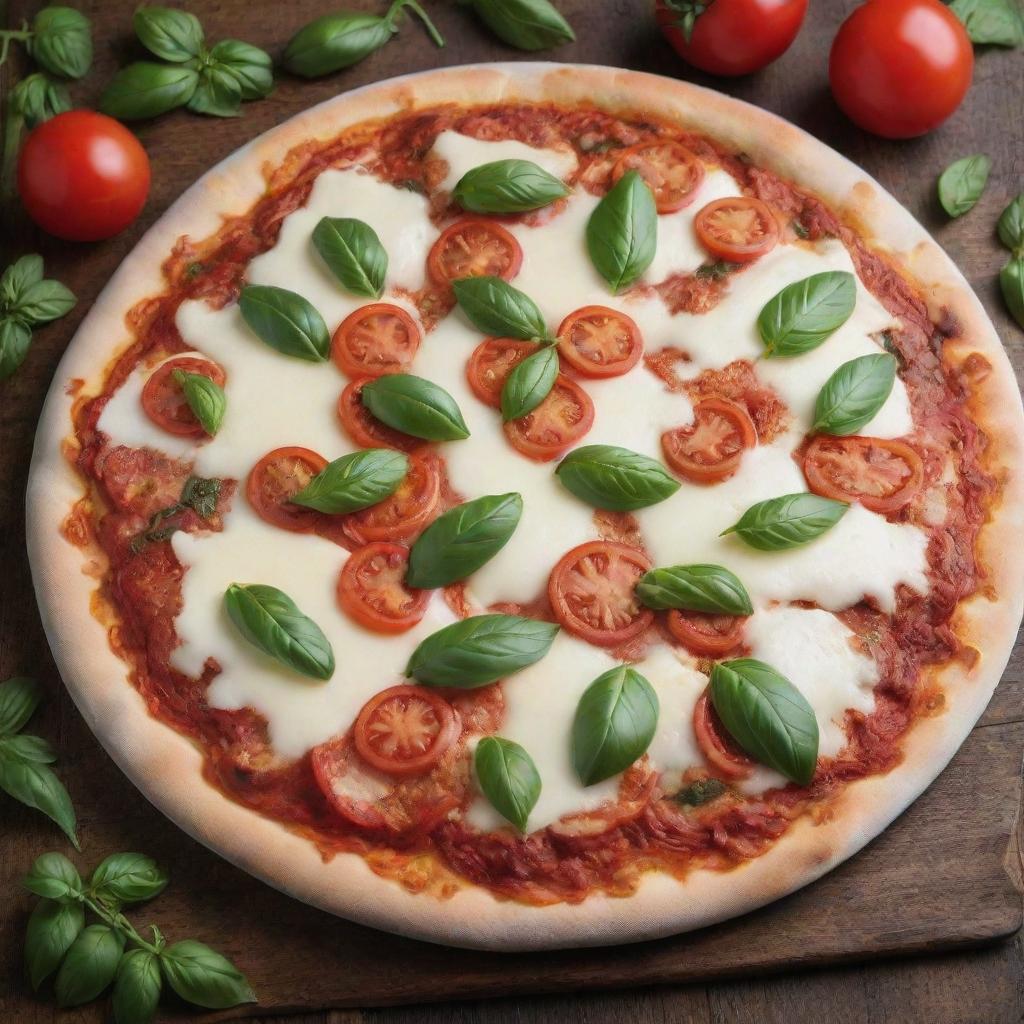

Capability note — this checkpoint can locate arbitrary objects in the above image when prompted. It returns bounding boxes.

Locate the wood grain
[1,0,1022,1022]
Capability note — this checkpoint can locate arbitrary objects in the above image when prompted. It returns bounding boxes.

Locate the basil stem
[757,271,857,358]
[172,369,226,436]
[452,159,570,214]
[555,444,680,511]
[474,736,541,833]
[465,0,575,50]
[586,169,657,293]
[451,276,550,341]
[290,449,408,514]
[501,344,558,421]
[1001,256,1024,330]
[937,154,991,218]
[360,374,470,441]
[238,284,330,361]
[636,564,753,615]
[312,217,387,299]
[99,62,199,120]
[723,493,848,551]
[811,353,897,435]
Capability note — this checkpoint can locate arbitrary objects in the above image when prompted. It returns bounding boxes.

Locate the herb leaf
[474,737,541,833]
[1001,256,1024,330]
[159,939,256,1009]
[90,853,168,904]
[10,278,76,325]
[113,948,163,1024]
[312,217,387,298]
[998,194,1024,255]
[23,852,82,902]
[10,72,72,129]
[133,6,204,62]
[452,159,570,214]
[186,64,242,118]
[361,374,470,441]
[282,13,394,77]
[636,564,753,614]
[586,169,657,293]
[172,369,226,436]
[723,493,849,551]
[0,675,40,736]
[28,6,93,80]
[100,63,199,121]
[938,155,992,218]
[209,40,274,100]
[555,444,680,511]
[757,271,857,357]
[0,319,33,380]
[54,924,125,1007]
[948,0,1024,46]
[466,0,575,50]
[501,344,558,421]
[25,898,85,991]
[0,253,44,305]
[0,759,79,849]
[290,449,408,514]
[452,276,550,341]
[181,476,221,519]
[812,353,897,435]
[238,284,330,361]
[675,777,728,807]
[0,734,56,763]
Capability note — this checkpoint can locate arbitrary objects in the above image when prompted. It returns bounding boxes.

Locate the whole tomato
[17,110,151,241]
[655,0,808,77]
[829,0,974,139]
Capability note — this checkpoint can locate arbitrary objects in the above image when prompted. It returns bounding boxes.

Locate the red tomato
[427,219,523,286]
[829,0,973,139]
[337,543,429,634]
[331,303,421,379]
[656,0,808,77]
[611,142,705,213]
[661,398,757,484]
[337,378,422,452]
[140,356,225,437]
[247,447,327,532]
[803,435,924,514]
[503,375,595,462]
[556,306,643,379]
[548,541,654,647]
[668,610,746,656]
[466,338,536,408]
[343,453,440,544]
[693,691,754,779]
[17,110,151,241]
[694,197,779,263]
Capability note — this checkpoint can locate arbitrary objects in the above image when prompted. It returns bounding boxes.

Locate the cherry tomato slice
[504,375,595,462]
[337,378,422,452]
[466,338,535,408]
[247,446,327,532]
[331,302,421,379]
[803,435,924,514]
[556,306,643,379]
[693,691,754,780]
[668,610,746,657]
[427,219,523,286]
[337,542,429,634]
[343,452,440,544]
[694,197,779,263]
[140,356,226,437]
[661,398,757,484]
[548,540,654,647]
[611,142,705,213]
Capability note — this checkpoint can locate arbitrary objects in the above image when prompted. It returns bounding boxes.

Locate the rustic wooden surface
[2,0,1023,1021]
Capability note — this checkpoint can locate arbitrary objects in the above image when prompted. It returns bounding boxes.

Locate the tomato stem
[387,0,446,48]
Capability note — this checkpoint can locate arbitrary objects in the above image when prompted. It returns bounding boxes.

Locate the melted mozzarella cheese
[431,130,578,192]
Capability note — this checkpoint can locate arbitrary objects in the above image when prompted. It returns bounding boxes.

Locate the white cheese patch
[431,130,578,192]
[636,644,706,772]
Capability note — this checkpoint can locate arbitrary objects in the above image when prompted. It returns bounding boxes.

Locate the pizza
[27,65,1024,950]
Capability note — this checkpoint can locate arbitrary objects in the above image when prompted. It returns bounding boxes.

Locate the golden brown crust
[27,64,1024,950]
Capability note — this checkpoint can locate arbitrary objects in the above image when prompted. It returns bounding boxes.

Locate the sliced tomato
[247,446,327,532]
[548,540,653,647]
[661,397,757,483]
[343,452,440,544]
[331,302,421,379]
[427,219,523,286]
[337,378,422,452]
[337,542,429,634]
[803,435,924,514]
[466,337,535,408]
[693,691,754,780]
[611,142,705,213]
[668,610,746,657]
[556,306,643,379]
[140,356,225,437]
[694,197,779,263]
[504,374,595,462]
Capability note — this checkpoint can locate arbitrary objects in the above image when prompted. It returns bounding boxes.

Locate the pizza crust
[27,64,1024,950]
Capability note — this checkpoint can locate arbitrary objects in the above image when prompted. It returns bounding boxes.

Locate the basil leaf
[159,939,255,1009]
[28,6,92,80]
[133,6,204,62]
[55,924,125,1007]
[10,72,72,129]
[312,217,387,299]
[452,159,570,213]
[937,154,991,218]
[407,614,558,688]
[1001,256,1024,330]
[238,284,329,361]
[224,583,335,680]
[757,271,857,357]
[361,373,470,441]
[948,0,1024,45]
[90,853,168,904]
[0,759,79,849]
[282,13,393,77]
[100,63,199,121]
[572,666,659,786]
[113,948,162,1024]
[209,40,274,100]
[586,169,657,293]
[181,476,221,519]
[998,194,1024,254]
[636,564,753,615]
[0,319,32,380]
[555,444,680,511]
[710,659,819,785]
[812,353,897,435]
[0,253,44,306]
[407,492,522,588]
[22,852,81,902]
[25,898,85,991]
[186,64,242,118]
[172,369,226,436]
[501,344,558,421]
[0,734,56,763]
[12,277,76,325]
[474,736,541,833]
[466,0,575,50]
[723,492,848,551]
[451,276,549,341]
[290,449,408,514]
[0,675,40,736]
[675,777,728,807]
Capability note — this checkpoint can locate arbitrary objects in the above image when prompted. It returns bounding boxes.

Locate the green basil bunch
[100,6,273,121]
[461,0,575,50]
[0,254,75,381]
[998,194,1024,330]
[9,6,93,79]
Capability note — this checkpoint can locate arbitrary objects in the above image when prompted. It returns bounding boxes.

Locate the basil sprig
[937,154,992,218]
[406,614,559,688]
[709,659,820,785]
[757,271,857,357]
[452,276,550,341]
[290,449,408,514]
[463,0,575,50]
[0,254,75,380]
[453,159,570,214]
[501,344,558,421]
[224,584,335,680]
[9,72,71,129]
[586,169,657,293]
[636,564,753,615]
[361,373,470,441]
[948,0,1024,46]
[24,6,93,79]
[407,493,522,588]
[238,284,330,361]
[812,353,896,435]
[555,444,680,511]
[572,666,659,786]
[312,217,387,299]
[474,737,541,833]
[172,369,225,436]
[723,493,848,551]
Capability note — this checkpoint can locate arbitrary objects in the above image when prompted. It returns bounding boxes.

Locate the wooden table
[2,0,1022,1021]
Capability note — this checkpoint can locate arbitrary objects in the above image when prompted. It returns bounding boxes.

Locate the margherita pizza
[27,66,1024,950]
